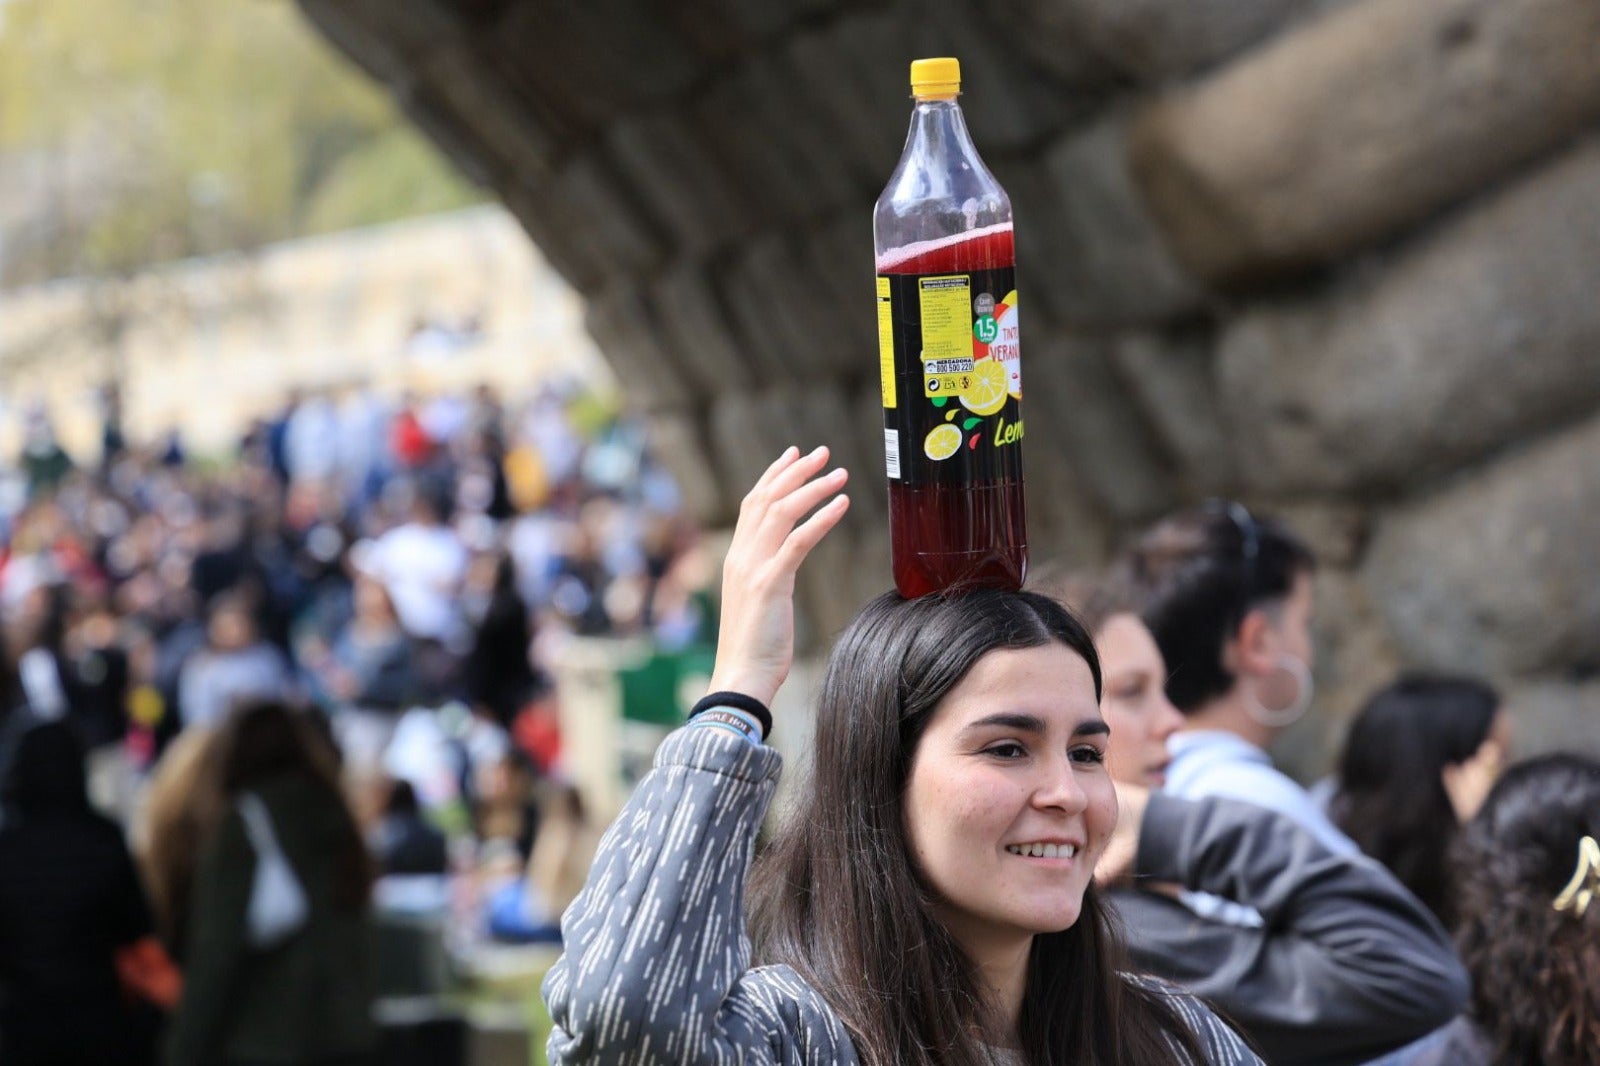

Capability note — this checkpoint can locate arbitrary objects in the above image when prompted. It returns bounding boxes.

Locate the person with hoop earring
[1117,501,1357,866]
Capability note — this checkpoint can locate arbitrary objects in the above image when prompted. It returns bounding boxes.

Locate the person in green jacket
[167,702,376,1066]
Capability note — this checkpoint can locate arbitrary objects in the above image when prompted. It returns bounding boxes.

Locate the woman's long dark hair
[1452,754,1600,1066]
[210,701,371,910]
[749,589,1204,1066]
[1330,674,1500,926]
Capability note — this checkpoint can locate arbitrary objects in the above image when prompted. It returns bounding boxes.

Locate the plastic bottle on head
[875,56,1026,599]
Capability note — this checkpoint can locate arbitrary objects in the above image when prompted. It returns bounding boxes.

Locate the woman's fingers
[745,445,829,515]
[708,448,850,707]
[777,492,850,568]
[733,447,841,562]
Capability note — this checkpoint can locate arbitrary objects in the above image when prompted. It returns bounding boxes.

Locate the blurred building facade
[0,205,613,458]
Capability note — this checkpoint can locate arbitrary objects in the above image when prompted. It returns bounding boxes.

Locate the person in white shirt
[362,483,468,648]
[1115,501,1356,857]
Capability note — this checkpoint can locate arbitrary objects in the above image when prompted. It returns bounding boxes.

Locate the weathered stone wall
[299,0,1600,768]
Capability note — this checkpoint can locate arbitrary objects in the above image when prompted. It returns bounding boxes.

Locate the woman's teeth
[1005,843,1077,859]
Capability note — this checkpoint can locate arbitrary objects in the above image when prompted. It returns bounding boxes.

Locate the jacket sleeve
[1131,793,1470,1065]
[543,725,835,1065]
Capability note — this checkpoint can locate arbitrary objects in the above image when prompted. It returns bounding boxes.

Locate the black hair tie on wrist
[690,691,773,740]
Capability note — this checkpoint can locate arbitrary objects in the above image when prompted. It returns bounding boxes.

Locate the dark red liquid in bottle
[879,225,1026,599]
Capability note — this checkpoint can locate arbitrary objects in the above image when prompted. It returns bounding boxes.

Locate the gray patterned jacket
[544,724,1263,1065]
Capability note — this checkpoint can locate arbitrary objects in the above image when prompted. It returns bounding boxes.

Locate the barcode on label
[884,428,901,480]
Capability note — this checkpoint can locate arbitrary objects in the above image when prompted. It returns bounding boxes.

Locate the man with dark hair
[1121,502,1357,858]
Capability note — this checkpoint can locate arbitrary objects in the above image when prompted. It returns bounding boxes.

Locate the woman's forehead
[934,644,1100,723]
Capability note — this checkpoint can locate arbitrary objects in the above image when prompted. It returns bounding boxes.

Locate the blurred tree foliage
[0,0,483,286]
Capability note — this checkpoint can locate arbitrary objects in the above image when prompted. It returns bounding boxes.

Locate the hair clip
[1552,835,1600,917]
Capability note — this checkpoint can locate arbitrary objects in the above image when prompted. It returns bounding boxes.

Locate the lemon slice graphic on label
[924,424,962,462]
[960,359,1009,416]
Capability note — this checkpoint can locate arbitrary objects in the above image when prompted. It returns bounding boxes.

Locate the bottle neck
[904,96,980,168]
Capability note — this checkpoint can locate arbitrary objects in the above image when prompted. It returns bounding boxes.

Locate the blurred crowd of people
[0,378,709,1064]
[2,380,1596,1066]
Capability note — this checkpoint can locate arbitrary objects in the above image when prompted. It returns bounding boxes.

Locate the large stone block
[1220,139,1600,494]
[1363,414,1600,678]
[707,389,804,501]
[999,119,1202,327]
[646,409,732,525]
[299,0,467,87]
[798,220,876,375]
[997,0,1332,87]
[490,2,701,131]
[672,0,840,55]
[420,44,560,184]
[585,284,692,410]
[605,112,759,254]
[531,152,670,280]
[503,180,607,289]
[782,23,905,193]
[1501,678,1600,759]
[850,378,891,517]
[1025,331,1177,524]
[1110,329,1233,493]
[691,60,861,232]
[815,6,925,176]
[794,509,892,652]
[900,0,1083,152]
[1130,0,1600,287]
[649,260,761,396]
[717,234,860,386]
[1018,449,1110,576]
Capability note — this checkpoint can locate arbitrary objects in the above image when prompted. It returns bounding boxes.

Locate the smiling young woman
[543,446,1259,1066]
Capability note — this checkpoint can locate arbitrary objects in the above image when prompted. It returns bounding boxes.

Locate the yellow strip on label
[877,276,896,409]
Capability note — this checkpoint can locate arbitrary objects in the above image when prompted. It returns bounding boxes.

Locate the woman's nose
[1032,758,1089,814]
[1156,693,1185,741]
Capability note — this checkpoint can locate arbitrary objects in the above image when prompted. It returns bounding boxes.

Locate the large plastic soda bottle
[875,56,1026,599]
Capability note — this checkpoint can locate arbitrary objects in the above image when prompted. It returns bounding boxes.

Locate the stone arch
[301,0,1600,763]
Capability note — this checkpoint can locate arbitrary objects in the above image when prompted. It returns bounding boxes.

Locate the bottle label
[878,267,1022,486]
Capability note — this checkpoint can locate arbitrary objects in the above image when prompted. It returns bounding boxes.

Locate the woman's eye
[984,742,1027,760]
[1069,745,1106,766]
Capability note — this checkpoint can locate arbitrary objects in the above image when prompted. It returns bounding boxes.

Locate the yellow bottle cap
[910,57,961,98]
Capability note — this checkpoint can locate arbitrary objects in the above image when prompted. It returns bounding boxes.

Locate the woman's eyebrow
[957,714,1110,738]
[960,712,1045,735]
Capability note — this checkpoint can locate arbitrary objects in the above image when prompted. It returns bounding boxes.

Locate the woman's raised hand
[706,446,850,708]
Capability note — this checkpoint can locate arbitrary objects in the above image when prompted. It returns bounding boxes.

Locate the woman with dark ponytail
[544,447,1257,1065]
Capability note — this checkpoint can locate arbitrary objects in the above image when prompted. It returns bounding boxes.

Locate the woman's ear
[1442,738,1505,824]
[1223,608,1278,679]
